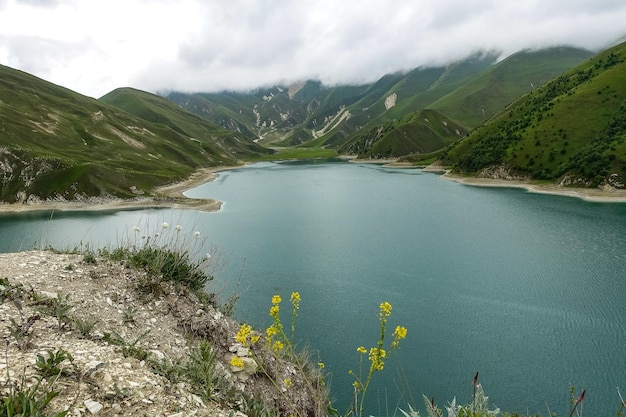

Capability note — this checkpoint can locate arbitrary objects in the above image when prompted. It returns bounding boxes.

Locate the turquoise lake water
[1,160,625,416]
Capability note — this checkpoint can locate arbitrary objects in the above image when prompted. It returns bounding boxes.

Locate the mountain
[0,65,268,203]
[334,47,594,158]
[165,53,500,149]
[99,87,270,159]
[440,41,626,188]
[167,47,592,158]
[428,46,595,128]
[339,109,468,158]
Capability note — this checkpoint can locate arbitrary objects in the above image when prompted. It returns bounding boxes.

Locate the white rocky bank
[0,251,309,417]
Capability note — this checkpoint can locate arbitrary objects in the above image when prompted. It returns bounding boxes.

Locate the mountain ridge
[438,41,626,189]
[166,46,593,158]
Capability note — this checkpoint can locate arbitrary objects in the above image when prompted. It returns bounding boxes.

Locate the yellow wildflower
[266,325,277,337]
[391,325,408,349]
[230,356,244,368]
[356,346,367,354]
[236,324,252,346]
[250,335,260,344]
[283,378,293,389]
[272,294,282,305]
[379,301,392,319]
[393,326,408,339]
[368,347,386,371]
[318,362,325,369]
[269,305,280,318]
[290,292,301,309]
[272,340,285,351]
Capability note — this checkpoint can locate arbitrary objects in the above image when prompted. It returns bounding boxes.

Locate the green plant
[81,251,97,265]
[35,349,74,378]
[102,330,150,361]
[1,347,70,417]
[0,278,23,303]
[130,246,210,292]
[122,306,137,325]
[102,222,218,300]
[35,294,72,332]
[240,392,278,417]
[185,341,220,402]
[399,375,500,417]
[7,300,40,350]
[73,316,99,339]
[0,379,69,417]
[148,356,185,384]
[568,387,586,417]
[348,301,407,417]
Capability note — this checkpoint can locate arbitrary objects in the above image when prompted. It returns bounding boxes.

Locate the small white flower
[132,226,140,232]
[162,222,169,229]
[194,231,201,239]
[175,224,182,232]
[205,253,212,260]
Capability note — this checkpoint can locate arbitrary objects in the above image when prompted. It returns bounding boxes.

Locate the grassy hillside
[0,65,267,203]
[100,88,270,159]
[428,46,594,128]
[334,47,591,159]
[443,41,626,187]
[340,109,467,158]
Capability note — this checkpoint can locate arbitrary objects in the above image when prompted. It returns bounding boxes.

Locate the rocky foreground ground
[0,250,323,417]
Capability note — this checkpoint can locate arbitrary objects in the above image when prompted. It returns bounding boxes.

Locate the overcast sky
[1,0,625,98]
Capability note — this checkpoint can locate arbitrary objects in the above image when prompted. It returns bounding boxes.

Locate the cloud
[1,0,625,97]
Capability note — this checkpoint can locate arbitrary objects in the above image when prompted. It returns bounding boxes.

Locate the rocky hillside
[0,250,326,417]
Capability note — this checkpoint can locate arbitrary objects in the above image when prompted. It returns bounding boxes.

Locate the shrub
[100,222,218,300]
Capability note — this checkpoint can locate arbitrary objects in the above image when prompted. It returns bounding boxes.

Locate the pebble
[84,399,103,414]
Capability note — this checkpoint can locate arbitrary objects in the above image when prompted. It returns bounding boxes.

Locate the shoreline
[441,171,626,203]
[0,165,242,214]
[2,161,626,213]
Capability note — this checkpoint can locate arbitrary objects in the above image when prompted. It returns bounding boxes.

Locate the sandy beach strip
[0,165,242,214]
[441,172,626,203]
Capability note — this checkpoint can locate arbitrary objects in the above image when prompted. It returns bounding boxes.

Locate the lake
[1,160,625,416]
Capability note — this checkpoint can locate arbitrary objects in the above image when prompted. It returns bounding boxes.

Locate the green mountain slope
[336,47,591,158]
[100,88,270,159]
[443,41,626,188]
[340,109,467,158]
[428,46,595,128]
[0,65,267,203]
